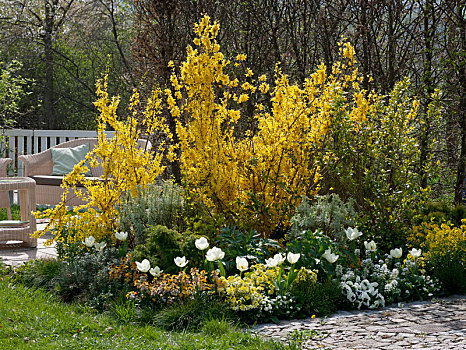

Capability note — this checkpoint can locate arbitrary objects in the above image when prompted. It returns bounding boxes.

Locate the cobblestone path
[253,295,465,349]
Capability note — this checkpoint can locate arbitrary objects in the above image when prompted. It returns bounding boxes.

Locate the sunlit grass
[0,277,283,350]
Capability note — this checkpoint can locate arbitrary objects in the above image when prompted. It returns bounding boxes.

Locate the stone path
[0,222,57,266]
[254,295,466,349]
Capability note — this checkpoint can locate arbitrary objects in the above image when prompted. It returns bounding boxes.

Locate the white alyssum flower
[195,237,209,250]
[149,266,163,277]
[115,231,128,241]
[174,256,189,268]
[390,248,403,259]
[136,259,151,273]
[236,257,249,272]
[94,242,106,251]
[83,236,95,248]
[409,248,422,258]
[345,227,363,241]
[322,249,339,263]
[364,240,377,252]
[287,252,300,264]
[206,246,225,261]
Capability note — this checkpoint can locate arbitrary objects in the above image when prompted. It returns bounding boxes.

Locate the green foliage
[0,204,20,221]
[131,225,203,274]
[118,181,185,245]
[217,226,280,270]
[290,277,343,316]
[289,194,357,242]
[55,226,89,261]
[12,258,61,291]
[152,295,233,331]
[0,60,30,128]
[14,250,121,306]
[286,229,339,275]
[0,279,282,349]
[321,79,440,247]
[408,200,466,227]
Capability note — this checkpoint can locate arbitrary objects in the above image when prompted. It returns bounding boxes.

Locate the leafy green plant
[131,225,204,274]
[217,226,280,271]
[290,277,343,316]
[152,294,232,331]
[289,194,357,242]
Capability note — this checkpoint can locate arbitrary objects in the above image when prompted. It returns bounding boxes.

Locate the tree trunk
[454,2,466,203]
[43,2,56,129]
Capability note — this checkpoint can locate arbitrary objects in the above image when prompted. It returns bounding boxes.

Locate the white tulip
[206,247,225,262]
[364,240,377,252]
[390,248,403,259]
[149,266,163,277]
[409,248,422,258]
[94,242,106,251]
[273,253,286,265]
[115,231,128,241]
[195,237,209,250]
[322,249,339,263]
[287,252,300,264]
[174,256,189,268]
[265,257,278,268]
[345,227,363,241]
[83,236,95,248]
[136,259,151,273]
[236,257,249,272]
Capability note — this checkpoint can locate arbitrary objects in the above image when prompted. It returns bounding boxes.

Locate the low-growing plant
[289,195,357,242]
[11,258,61,290]
[337,245,440,309]
[152,294,232,331]
[290,276,342,316]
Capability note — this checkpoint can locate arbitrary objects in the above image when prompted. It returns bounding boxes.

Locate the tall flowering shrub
[35,77,170,245]
[169,16,374,234]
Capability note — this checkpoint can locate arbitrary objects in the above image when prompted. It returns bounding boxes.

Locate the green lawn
[0,278,284,350]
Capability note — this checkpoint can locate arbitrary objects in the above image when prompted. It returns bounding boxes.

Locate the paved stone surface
[0,222,57,266]
[253,296,466,349]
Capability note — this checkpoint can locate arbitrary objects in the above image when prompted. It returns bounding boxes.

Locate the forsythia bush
[410,222,466,266]
[35,77,170,245]
[409,221,466,292]
[168,16,376,234]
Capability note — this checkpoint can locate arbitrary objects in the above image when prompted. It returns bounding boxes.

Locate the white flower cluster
[337,247,440,309]
[340,275,385,309]
[259,295,300,316]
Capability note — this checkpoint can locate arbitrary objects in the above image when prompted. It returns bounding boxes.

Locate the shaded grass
[0,278,283,349]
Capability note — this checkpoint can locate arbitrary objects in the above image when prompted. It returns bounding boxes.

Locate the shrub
[118,181,185,245]
[290,277,342,316]
[409,222,466,294]
[34,75,170,245]
[131,225,204,274]
[289,194,357,242]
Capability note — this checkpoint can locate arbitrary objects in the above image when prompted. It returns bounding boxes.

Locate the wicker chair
[19,138,150,206]
[0,157,12,219]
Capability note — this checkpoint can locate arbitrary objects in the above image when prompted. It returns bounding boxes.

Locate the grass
[0,276,285,350]
[0,205,21,221]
